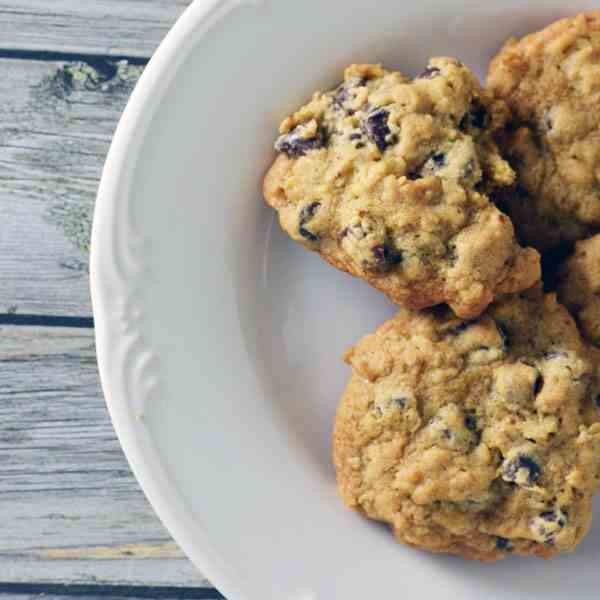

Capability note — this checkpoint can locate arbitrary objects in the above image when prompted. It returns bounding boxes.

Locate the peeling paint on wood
[39,542,182,561]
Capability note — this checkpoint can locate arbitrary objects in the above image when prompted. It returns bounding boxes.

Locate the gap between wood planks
[0,314,93,327]
[0,582,224,599]
[0,48,148,66]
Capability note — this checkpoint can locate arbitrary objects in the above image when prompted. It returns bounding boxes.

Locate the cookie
[557,234,600,346]
[487,12,600,250]
[264,60,540,319]
[333,286,600,561]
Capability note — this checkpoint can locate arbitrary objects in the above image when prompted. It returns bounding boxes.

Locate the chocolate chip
[495,537,512,551]
[533,374,544,396]
[459,99,488,130]
[299,227,319,242]
[540,511,558,523]
[442,428,452,440]
[470,102,488,128]
[334,86,349,108]
[465,413,478,432]
[298,201,321,242]
[363,107,394,152]
[393,397,407,408]
[503,455,542,486]
[299,202,320,223]
[431,153,446,168]
[464,412,482,444]
[275,125,327,158]
[534,510,567,544]
[369,243,402,272]
[372,244,388,262]
[417,66,441,79]
[414,152,448,179]
[334,77,367,110]
[349,132,362,140]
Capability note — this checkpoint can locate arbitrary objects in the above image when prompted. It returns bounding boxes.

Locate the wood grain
[0,1,191,58]
[0,326,205,586]
[0,0,216,589]
[0,58,144,316]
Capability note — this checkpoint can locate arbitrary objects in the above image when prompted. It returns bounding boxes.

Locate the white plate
[91,1,600,598]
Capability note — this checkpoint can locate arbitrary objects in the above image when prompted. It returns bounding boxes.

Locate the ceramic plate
[91,0,600,598]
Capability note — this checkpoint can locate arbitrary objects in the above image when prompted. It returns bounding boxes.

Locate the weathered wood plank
[0,58,145,316]
[0,326,206,586]
[0,1,191,58]
[0,558,205,588]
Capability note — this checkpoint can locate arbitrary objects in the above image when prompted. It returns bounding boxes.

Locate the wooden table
[0,2,223,597]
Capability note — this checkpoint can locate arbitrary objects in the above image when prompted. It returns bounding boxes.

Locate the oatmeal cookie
[557,234,600,346]
[264,59,540,318]
[487,12,600,250]
[333,287,600,561]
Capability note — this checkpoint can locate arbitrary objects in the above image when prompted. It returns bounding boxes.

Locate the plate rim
[90,1,252,598]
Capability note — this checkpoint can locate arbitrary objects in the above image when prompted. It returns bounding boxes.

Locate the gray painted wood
[0,0,189,317]
[0,58,143,316]
[0,557,203,587]
[0,0,216,589]
[0,326,206,586]
[0,1,191,58]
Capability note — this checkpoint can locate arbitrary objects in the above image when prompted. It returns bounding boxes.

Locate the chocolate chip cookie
[333,286,600,561]
[557,234,600,346]
[264,60,540,319]
[487,12,600,250]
